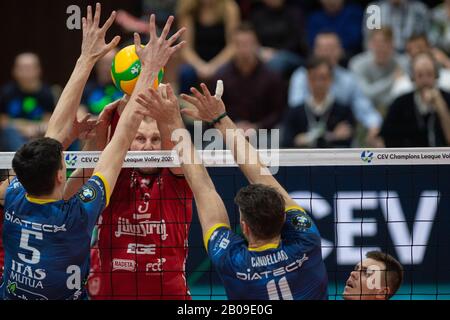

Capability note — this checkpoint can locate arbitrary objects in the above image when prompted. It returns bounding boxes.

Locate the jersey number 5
[19,229,43,264]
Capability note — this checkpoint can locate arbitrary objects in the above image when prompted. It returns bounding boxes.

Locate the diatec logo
[361,150,374,164]
[65,154,78,166]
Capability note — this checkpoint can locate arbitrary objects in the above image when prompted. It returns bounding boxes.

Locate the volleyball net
[1,148,449,300]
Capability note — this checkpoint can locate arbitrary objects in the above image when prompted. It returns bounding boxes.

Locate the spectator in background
[0,53,54,151]
[282,57,355,148]
[115,0,178,33]
[308,0,364,57]
[176,0,240,94]
[250,0,306,78]
[210,23,286,131]
[380,53,450,147]
[430,0,450,55]
[349,27,409,111]
[364,0,430,53]
[289,32,382,147]
[81,48,122,116]
[392,33,450,97]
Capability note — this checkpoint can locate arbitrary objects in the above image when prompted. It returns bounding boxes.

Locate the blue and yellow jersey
[206,206,328,300]
[0,174,109,300]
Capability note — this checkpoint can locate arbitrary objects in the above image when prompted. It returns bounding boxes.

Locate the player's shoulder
[207,225,246,256]
[5,177,26,206]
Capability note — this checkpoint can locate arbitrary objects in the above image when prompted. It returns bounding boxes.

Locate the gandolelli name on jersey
[115,217,168,240]
[251,250,289,268]
[4,211,66,233]
[237,254,310,281]
[9,259,46,289]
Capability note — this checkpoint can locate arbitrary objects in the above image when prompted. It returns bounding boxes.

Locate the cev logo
[65,154,78,166]
[361,150,374,164]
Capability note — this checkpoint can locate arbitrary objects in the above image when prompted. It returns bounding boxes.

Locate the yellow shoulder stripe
[25,195,58,205]
[285,205,306,213]
[93,172,111,207]
[248,242,280,252]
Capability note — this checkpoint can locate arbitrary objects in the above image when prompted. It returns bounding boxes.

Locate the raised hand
[133,15,186,73]
[64,113,98,145]
[180,82,227,123]
[136,84,183,126]
[81,3,121,61]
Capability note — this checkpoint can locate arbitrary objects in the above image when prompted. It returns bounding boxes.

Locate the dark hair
[407,33,429,45]
[366,251,403,299]
[12,137,63,196]
[234,184,286,240]
[305,56,333,74]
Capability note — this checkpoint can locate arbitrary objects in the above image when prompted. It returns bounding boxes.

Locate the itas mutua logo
[361,150,374,164]
[65,154,78,166]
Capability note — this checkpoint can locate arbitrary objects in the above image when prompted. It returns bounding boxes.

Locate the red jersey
[91,110,193,299]
[94,169,193,300]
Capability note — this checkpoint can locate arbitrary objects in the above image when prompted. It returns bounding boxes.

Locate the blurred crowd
[1,0,450,151]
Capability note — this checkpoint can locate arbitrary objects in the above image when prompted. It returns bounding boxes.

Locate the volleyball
[111,45,164,95]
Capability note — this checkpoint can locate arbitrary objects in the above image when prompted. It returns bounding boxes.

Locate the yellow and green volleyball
[111,45,164,95]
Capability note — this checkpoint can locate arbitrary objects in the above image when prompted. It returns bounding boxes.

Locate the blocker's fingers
[180,94,200,107]
[160,15,174,40]
[215,80,224,99]
[134,33,142,53]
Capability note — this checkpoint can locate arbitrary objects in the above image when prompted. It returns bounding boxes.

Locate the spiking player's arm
[154,84,184,176]
[181,83,298,209]
[136,84,230,237]
[46,3,120,149]
[92,14,186,201]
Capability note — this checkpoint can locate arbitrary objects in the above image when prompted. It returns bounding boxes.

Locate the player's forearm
[214,117,266,184]
[63,139,97,199]
[177,129,230,229]
[46,56,96,142]
[94,102,144,195]
[215,116,297,207]
[158,121,184,175]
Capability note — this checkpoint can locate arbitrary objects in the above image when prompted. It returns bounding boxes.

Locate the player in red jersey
[62,13,190,299]
[92,112,193,300]
[77,21,193,299]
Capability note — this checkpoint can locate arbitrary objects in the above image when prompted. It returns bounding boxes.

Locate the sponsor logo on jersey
[145,258,166,273]
[112,259,136,272]
[115,217,168,240]
[127,243,156,255]
[251,250,289,268]
[4,211,66,233]
[78,186,97,203]
[236,254,309,281]
[219,238,230,250]
[291,212,312,231]
[9,259,46,290]
[6,280,48,300]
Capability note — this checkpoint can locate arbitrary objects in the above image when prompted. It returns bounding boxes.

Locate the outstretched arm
[93,14,186,202]
[63,98,124,200]
[181,83,298,209]
[136,84,230,238]
[46,3,120,148]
